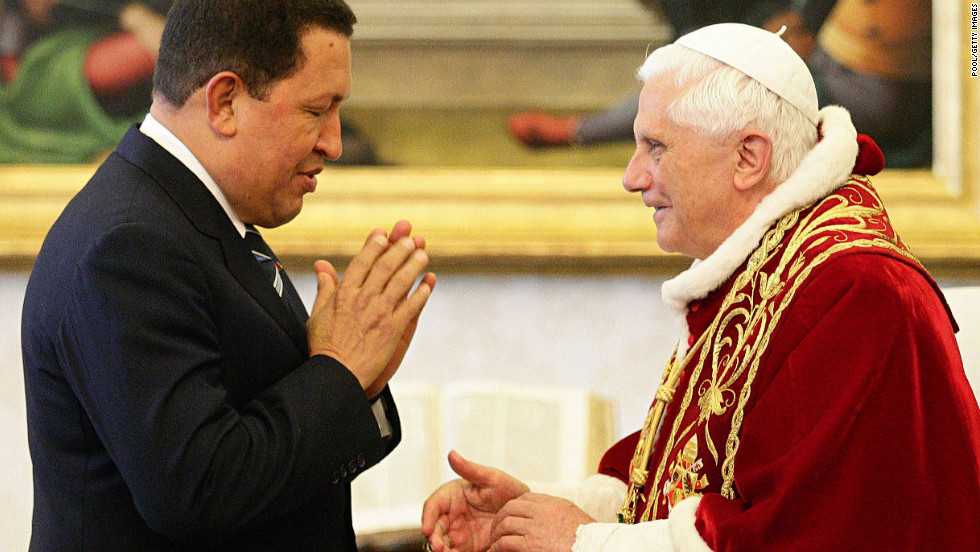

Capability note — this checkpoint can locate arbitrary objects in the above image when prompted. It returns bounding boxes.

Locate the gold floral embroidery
[623,179,922,523]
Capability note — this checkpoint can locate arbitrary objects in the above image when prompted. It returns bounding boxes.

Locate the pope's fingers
[494,495,536,520]
[507,492,553,506]
[487,535,524,552]
[489,509,530,544]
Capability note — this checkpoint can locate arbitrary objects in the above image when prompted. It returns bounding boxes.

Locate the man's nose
[316,112,343,161]
[622,150,650,192]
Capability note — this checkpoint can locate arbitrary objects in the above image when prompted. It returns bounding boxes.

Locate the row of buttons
[331,454,367,485]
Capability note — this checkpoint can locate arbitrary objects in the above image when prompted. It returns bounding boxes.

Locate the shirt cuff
[371,394,393,439]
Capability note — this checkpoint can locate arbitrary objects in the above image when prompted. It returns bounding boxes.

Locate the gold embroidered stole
[618,178,920,523]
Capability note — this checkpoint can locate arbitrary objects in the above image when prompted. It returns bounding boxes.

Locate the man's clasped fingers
[360,236,417,294]
[337,228,431,309]
[306,222,435,390]
[379,243,431,305]
[342,233,395,289]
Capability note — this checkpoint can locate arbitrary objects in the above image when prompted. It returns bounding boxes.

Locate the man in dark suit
[20,1,436,549]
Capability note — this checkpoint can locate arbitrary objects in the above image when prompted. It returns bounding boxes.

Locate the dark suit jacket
[21,125,400,551]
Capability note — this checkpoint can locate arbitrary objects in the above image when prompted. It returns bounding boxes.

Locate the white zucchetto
[675,22,820,124]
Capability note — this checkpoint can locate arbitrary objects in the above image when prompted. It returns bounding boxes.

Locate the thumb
[311,259,338,314]
[448,449,497,488]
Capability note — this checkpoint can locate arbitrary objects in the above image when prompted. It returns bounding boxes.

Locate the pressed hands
[306,220,437,398]
[307,222,594,550]
[422,451,596,552]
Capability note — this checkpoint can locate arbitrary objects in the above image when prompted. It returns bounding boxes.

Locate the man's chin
[254,201,303,229]
[274,207,303,228]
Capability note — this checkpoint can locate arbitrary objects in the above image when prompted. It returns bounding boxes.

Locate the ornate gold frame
[2,1,978,274]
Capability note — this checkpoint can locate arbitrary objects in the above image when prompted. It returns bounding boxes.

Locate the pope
[421,22,980,552]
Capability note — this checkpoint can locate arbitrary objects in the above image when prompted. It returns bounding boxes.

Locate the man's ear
[205,71,246,137]
[733,130,772,191]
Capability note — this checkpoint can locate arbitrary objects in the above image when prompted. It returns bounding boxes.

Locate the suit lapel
[115,125,309,356]
[220,234,309,353]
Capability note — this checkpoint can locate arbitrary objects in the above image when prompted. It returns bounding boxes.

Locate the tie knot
[244,224,275,258]
[244,225,283,296]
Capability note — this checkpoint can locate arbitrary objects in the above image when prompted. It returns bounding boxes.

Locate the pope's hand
[422,451,530,552]
[488,493,595,552]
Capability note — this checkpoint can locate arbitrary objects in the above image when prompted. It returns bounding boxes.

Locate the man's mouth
[298,167,322,192]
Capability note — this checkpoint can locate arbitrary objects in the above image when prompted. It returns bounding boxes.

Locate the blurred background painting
[0,0,170,164]
[0,0,382,165]
[0,0,936,168]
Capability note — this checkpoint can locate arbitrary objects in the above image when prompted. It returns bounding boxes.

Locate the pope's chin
[652,210,672,248]
[653,223,688,259]
[655,235,677,255]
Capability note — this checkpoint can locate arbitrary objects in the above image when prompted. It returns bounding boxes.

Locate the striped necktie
[244,225,284,296]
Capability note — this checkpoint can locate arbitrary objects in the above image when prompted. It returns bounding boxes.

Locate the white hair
[637,43,818,184]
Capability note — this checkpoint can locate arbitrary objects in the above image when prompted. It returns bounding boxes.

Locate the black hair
[153,0,356,106]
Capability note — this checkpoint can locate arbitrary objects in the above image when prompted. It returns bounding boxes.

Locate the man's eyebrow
[305,92,348,107]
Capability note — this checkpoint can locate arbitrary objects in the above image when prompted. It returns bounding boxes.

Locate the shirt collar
[139,113,247,238]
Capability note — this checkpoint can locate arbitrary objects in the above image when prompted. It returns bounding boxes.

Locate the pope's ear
[205,71,246,137]
[734,130,773,191]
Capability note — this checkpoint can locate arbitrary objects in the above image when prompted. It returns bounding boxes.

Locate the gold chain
[617,331,709,523]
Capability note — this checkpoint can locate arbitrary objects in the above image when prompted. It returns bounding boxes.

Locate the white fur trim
[668,497,713,552]
[572,519,674,552]
[528,474,628,523]
[568,495,713,552]
[661,106,858,339]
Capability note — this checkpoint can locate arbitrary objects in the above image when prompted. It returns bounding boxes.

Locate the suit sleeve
[56,222,398,541]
